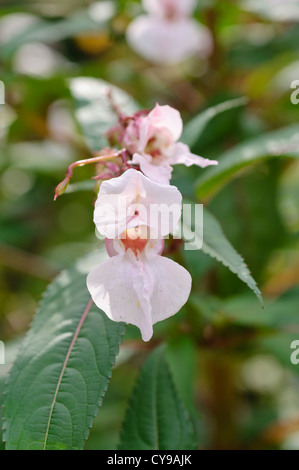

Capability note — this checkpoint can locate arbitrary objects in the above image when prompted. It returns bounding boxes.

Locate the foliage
[1,0,299,451]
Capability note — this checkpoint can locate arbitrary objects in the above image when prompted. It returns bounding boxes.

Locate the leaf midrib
[42,297,93,450]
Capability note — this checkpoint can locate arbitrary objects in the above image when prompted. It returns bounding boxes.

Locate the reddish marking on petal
[121,227,149,255]
[122,237,148,255]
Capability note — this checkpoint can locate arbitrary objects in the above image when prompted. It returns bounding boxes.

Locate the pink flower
[126,0,212,64]
[93,168,182,238]
[87,226,191,341]
[143,0,197,18]
[88,168,191,341]
[123,104,218,184]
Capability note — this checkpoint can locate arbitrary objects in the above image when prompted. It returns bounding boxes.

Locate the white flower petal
[144,254,192,326]
[94,168,182,238]
[105,238,125,257]
[147,103,183,141]
[132,152,173,185]
[132,104,182,158]
[87,248,192,341]
[144,238,165,258]
[137,116,152,152]
[127,16,212,64]
[87,252,154,341]
[169,142,219,168]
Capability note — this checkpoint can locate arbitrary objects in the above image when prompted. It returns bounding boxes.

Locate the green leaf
[1,141,74,174]
[206,163,286,286]
[181,97,248,149]
[0,337,23,451]
[191,291,299,329]
[65,180,96,194]
[0,377,5,450]
[0,4,116,60]
[195,124,299,200]
[181,205,263,304]
[69,77,139,152]
[3,249,126,450]
[166,337,197,414]
[118,347,196,450]
[222,293,298,329]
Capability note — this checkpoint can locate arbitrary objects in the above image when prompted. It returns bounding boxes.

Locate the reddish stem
[54,149,125,201]
[106,88,126,122]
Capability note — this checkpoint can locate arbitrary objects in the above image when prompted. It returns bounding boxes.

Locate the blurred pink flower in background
[142,0,197,18]
[126,0,213,64]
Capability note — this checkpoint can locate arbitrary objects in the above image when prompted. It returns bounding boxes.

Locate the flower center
[145,131,171,159]
[121,226,149,255]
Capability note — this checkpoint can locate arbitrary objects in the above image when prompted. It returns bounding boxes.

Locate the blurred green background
[1,0,299,450]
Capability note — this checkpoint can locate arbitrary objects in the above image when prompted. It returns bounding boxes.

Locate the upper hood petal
[94,168,182,238]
